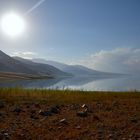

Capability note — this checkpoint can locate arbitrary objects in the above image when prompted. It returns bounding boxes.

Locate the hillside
[13,57,71,77]
[0,50,70,78]
[0,50,38,75]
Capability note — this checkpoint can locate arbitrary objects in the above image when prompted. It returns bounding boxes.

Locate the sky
[0,0,140,73]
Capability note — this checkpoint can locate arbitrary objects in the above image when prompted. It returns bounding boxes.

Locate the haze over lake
[0,75,139,91]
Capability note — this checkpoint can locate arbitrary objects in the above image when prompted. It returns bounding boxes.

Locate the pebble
[59,118,68,125]
[108,134,113,139]
[82,104,88,108]
[75,125,81,129]
[58,126,63,129]
[0,132,10,139]
[39,110,44,115]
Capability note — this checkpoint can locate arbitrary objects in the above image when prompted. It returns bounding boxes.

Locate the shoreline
[0,72,53,81]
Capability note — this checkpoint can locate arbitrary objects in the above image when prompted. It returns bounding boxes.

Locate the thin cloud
[76,48,140,74]
[12,51,37,59]
[25,0,46,15]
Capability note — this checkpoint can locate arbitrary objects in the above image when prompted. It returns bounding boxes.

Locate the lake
[0,75,140,91]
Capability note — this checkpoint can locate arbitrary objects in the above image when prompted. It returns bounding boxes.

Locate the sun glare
[1,12,26,38]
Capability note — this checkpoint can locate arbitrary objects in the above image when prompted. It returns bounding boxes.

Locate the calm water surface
[0,75,140,91]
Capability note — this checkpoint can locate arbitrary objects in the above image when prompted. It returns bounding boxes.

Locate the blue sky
[0,0,140,73]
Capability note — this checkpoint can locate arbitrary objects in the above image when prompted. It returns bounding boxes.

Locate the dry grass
[0,88,139,104]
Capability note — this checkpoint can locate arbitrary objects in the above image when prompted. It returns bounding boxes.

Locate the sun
[1,12,26,38]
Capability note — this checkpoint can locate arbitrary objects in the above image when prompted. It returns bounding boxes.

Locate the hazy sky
[0,0,140,73]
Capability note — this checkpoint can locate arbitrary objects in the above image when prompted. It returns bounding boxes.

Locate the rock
[39,110,52,116]
[39,110,44,115]
[44,111,52,116]
[55,105,60,109]
[50,106,59,114]
[0,130,11,139]
[75,125,81,129]
[58,126,63,129]
[4,132,9,137]
[59,118,68,124]
[108,134,113,139]
[130,118,138,123]
[77,111,88,117]
[81,104,94,113]
[13,107,22,113]
[82,104,88,108]
[0,132,10,139]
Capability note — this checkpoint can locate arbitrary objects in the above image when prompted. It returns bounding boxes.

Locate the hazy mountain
[0,50,69,78]
[32,58,119,76]
[0,50,38,75]
[13,57,70,77]
[33,59,69,70]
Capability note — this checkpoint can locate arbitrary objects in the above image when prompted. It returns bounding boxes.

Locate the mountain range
[0,50,120,80]
[0,50,68,79]
[32,58,119,77]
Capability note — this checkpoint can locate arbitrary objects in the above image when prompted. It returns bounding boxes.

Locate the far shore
[0,72,53,81]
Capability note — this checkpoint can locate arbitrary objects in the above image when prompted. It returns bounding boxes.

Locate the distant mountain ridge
[32,58,120,76]
[0,50,37,75]
[0,50,121,79]
[0,50,70,78]
[13,57,71,77]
